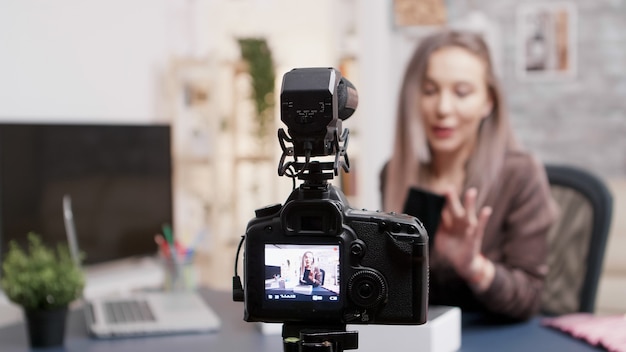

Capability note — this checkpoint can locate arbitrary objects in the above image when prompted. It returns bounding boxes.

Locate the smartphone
[402,187,446,248]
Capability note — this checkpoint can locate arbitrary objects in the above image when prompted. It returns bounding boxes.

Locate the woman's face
[419,46,493,158]
[303,252,313,267]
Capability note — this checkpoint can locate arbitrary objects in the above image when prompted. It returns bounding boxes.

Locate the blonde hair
[383,29,519,213]
[300,251,315,278]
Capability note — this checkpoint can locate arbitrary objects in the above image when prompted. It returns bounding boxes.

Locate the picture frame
[392,0,447,28]
[516,2,577,80]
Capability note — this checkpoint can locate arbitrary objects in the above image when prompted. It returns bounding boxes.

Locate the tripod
[282,322,359,352]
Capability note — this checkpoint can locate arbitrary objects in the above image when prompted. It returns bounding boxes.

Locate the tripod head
[282,323,358,352]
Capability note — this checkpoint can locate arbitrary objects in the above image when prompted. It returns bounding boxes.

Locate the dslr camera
[233,68,428,330]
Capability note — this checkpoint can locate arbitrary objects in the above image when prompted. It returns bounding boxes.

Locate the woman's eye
[422,85,437,95]
[455,85,474,98]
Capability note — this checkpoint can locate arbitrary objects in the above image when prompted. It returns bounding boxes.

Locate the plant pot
[23,306,69,348]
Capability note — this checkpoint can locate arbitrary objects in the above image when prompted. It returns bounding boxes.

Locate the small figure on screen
[299,251,322,287]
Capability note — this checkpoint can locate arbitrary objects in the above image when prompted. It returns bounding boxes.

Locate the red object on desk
[154,234,189,259]
[154,234,172,258]
[542,313,626,352]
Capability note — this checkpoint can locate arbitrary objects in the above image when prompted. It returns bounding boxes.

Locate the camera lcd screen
[264,244,340,303]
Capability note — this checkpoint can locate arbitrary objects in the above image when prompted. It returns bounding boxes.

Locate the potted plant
[1,232,84,348]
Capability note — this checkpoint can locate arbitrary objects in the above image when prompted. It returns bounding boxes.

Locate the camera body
[234,67,428,326]
[243,182,428,325]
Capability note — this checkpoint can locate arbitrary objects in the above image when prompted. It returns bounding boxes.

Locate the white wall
[203,0,338,70]
[354,2,394,210]
[0,0,340,128]
[355,2,426,211]
[0,0,198,123]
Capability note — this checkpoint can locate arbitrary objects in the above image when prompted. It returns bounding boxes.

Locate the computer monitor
[0,122,173,271]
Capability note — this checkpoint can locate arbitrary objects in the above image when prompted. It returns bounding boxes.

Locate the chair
[541,164,613,315]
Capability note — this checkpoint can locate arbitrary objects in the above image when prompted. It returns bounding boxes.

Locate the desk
[459,314,603,352]
[0,288,603,352]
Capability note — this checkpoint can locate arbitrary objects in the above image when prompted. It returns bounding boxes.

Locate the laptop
[62,195,222,338]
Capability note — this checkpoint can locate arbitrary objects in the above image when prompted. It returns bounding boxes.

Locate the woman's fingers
[474,206,492,243]
[444,186,465,219]
[438,187,491,240]
[440,205,453,229]
[464,188,478,223]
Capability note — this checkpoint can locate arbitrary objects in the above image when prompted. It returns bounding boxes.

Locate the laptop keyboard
[104,299,156,324]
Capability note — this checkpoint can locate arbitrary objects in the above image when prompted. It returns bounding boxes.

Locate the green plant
[1,232,84,310]
[238,38,275,141]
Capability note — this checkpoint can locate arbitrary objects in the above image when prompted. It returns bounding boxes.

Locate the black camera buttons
[350,240,366,258]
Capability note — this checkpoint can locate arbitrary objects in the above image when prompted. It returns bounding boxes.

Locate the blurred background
[0,0,624,315]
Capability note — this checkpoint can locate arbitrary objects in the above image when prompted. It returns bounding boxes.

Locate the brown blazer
[381,150,557,321]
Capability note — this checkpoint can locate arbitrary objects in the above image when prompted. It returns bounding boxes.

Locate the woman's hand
[307,268,321,286]
[434,187,495,291]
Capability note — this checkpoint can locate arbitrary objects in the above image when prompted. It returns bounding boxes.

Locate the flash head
[279,68,358,159]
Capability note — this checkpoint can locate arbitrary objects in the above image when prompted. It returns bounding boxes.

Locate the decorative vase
[23,306,69,348]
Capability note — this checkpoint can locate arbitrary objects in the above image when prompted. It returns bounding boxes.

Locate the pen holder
[161,254,198,292]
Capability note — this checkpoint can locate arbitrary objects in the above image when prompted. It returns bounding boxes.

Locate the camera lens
[348,270,387,308]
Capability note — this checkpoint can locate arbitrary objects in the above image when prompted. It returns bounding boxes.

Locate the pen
[162,224,178,260]
[185,229,206,261]
[162,223,181,290]
[154,233,170,258]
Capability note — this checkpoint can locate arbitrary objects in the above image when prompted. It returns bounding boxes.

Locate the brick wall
[457,0,626,178]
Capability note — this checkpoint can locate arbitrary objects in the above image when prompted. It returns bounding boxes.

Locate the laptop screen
[0,123,173,270]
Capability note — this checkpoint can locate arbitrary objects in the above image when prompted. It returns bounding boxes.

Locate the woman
[299,251,322,287]
[381,30,558,321]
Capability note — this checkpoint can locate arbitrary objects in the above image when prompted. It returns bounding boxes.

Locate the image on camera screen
[264,244,340,303]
